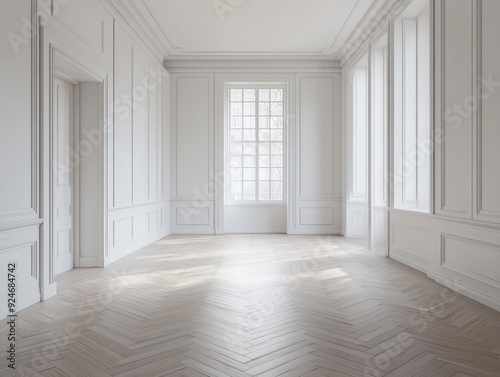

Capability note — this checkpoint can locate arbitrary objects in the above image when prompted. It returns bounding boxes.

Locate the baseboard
[287,229,342,235]
[79,257,106,268]
[428,269,500,312]
[170,229,215,235]
[226,227,286,234]
[389,247,429,274]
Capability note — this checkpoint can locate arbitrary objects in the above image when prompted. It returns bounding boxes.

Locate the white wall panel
[174,77,213,198]
[113,23,134,206]
[132,47,150,204]
[299,77,335,198]
[0,0,36,220]
[226,206,286,233]
[148,61,159,201]
[436,0,474,217]
[300,207,335,226]
[477,0,500,222]
[442,234,500,285]
[295,74,342,234]
[0,225,40,318]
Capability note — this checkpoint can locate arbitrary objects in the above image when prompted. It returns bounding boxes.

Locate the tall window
[393,0,430,212]
[228,87,285,202]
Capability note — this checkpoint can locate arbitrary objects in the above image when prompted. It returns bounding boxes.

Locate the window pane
[231,168,243,180]
[259,102,270,115]
[244,117,256,129]
[231,130,242,141]
[230,143,242,155]
[231,89,243,101]
[244,89,255,101]
[271,156,283,167]
[259,116,269,128]
[259,130,270,141]
[244,168,256,180]
[243,130,256,141]
[244,156,256,167]
[271,142,283,155]
[244,102,256,116]
[271,89,283,101]
[243,142,256,155]
[270,130,283,141]
[271,103,283,116]
[231,102,242,116]
[230,156,242,168]
[259,168,270,180]
[259,181,270,194]
[271,168,283,180]
[231,181,242,193]
[231,117,242,128]
[259,89,270,101]
[243,181,256,200]
[271,116,283,128]
[259,142,270,155]
[259,156,270,167]
[271,181,283,193]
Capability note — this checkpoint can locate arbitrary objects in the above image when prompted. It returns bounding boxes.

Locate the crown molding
[338,0,412,67]
[115,0,384,61]
[164,59,341,70]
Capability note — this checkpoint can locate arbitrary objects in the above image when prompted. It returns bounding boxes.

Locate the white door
[53,77,74,275]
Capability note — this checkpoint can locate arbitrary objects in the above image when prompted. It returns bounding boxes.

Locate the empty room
[1,0,500,376]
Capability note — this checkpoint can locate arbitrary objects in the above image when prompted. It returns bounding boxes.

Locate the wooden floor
[2,235,500,377]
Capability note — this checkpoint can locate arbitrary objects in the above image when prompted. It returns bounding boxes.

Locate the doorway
[51,52,105,275]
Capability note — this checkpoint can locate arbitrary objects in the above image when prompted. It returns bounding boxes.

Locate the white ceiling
[125,0,379,59]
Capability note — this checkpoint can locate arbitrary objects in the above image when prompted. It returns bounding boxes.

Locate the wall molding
[164,59,341,70]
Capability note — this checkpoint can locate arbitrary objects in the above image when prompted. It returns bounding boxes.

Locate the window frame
[225,83,288,206]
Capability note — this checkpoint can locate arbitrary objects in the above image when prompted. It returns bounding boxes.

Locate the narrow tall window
[228,87,285,202]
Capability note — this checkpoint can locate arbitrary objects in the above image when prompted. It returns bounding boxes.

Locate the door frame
[47,45,107,281]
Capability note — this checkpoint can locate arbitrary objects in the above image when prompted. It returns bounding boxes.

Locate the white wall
[168,65,342,235]
[108,21,170,265]
[0,0,42,317]
[0,0,171,317]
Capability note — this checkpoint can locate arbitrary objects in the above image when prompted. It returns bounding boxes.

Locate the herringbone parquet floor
[1,235,500,376]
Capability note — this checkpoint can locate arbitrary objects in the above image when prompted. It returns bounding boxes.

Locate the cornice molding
[338,0,411,67]
[164,59,341,70]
